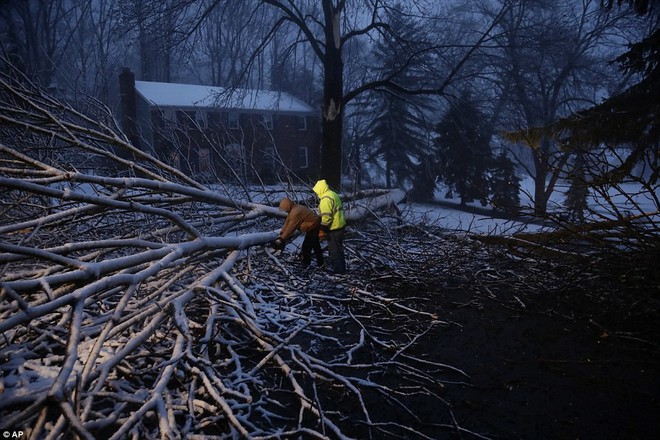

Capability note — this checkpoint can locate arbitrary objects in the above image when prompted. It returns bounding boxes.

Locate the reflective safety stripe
[318,193,345,230]
[319,196,333,226]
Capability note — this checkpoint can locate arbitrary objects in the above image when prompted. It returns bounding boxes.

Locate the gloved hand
[318,230,326,241]
[273,238,285,250]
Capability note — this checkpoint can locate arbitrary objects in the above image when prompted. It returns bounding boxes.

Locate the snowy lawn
[401,176,660,235]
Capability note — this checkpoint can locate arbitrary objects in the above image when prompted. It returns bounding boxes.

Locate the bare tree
[0,0,89,87]
[486,0,640,215]
[115,0,180,82]
[5,62,505,440]
[0,0,150,109]
[60,0,129,106]
[2,49,658,438]
[189,0,513,190]
[182,0,274,87]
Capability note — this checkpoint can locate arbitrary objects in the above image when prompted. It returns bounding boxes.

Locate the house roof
[134,80,315,114]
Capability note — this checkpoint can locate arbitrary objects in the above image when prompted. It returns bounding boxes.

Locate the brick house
[119,68,321,183]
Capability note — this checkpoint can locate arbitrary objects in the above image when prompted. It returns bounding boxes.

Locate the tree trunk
[533,151,549,216]
[320,1,343,191]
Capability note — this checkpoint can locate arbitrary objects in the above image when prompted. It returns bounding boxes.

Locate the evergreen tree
[564,153,589,221]
[409,153,437,201]
[489,151,521,212]
[364,5,433,189]
[434,93,493,206]
[559,0,659,180]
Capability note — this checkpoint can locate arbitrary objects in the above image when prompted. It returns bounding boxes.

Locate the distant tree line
[1,0,656,217]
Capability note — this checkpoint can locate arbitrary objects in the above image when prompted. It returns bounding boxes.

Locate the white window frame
[263,145,276,169]
[195,110,208,129]
[226,143,244,161]
[298,146,309,169]
[161,107,177,123]
[297,115,307,131]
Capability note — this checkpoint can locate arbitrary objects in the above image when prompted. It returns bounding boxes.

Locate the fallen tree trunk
[1,62,476,439]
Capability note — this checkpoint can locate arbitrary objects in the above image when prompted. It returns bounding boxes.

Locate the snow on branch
[0,65,474,438]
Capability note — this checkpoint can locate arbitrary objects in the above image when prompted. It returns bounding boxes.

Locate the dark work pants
[302,226,324,267]
[326,227,346,273]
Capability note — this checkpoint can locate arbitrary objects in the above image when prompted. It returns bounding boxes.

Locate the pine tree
[364,6,432,189]
[559,1,659,178]
[564,153,589,221]
[409,153,437,201]
[434,93,493,206]
[490,151,521,212]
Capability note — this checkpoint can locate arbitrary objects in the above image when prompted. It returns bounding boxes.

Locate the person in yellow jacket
[312,179,346,274]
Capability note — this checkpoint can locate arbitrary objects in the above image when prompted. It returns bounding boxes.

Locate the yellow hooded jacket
[312,180,346,231]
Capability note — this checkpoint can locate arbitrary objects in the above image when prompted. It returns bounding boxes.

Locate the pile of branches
[0,62,484,439]
[3,55,657,439]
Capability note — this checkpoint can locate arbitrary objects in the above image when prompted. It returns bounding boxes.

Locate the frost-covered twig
[0,64,498,439]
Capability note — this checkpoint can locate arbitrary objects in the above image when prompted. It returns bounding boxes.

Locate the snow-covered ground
[401,176,658,236]
[48,173,658,237]
[402,202,543,235]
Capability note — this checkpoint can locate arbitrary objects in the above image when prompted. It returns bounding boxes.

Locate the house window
[161,108,177,123]
[261,114,273,130]
[223,143,246,181]
[208,111,221,129]
[195,111,208,129]
[263,145,277,168]
[298,146,309,169]
[226,143,244,162]
[169,150,180,169]
[297,116,307,131]
[228,112,239,129]
[199,147,211,173]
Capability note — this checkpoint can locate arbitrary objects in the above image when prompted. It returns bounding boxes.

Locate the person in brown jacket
[273,197,324,268]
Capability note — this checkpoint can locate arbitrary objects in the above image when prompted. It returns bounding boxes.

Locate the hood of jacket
[278,197,294,213]
[313,179,329,196]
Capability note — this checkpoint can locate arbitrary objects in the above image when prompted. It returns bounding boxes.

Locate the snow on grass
[409,176,660,235]
[402,202,546,235]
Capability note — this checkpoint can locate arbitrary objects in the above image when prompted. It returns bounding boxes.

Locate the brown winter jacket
[278,198,321,240]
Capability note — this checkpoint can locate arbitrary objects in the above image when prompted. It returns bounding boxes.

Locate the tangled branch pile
[0,63,484,439]
[2,57,658,439]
